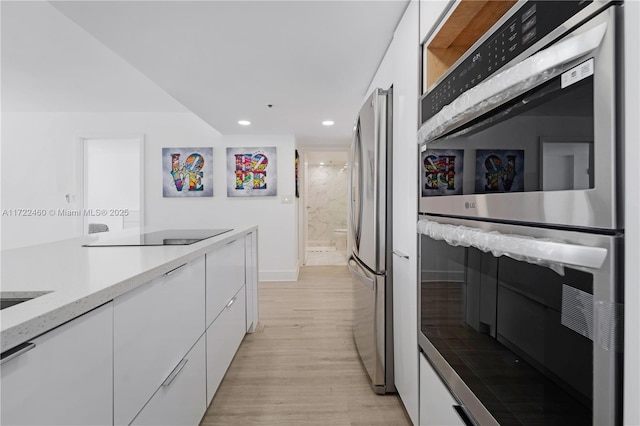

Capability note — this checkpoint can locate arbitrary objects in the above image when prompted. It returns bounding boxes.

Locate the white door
[81,136,144,234]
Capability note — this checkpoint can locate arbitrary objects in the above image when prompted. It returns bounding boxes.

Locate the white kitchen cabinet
[206,286,247,405]
[245,230,259,332]
[130,334,207,426]
[389,1,420,424]
[419,0,453,44]
[205,238,245,328]
[113,256,206,426]
[419,353,464,426]
[0,302,113,426]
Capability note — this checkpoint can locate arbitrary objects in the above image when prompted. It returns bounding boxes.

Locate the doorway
[80,136,144,235]
[302,150,349,265]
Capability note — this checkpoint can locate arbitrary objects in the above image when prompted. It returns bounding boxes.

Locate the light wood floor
[200,265,412,426]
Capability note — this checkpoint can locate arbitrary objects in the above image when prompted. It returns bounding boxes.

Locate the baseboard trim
[259,264,300,282]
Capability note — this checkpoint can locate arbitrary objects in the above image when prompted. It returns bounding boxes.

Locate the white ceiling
[1,1,191,114]
[304,150,348,166]
[28,0,409,147]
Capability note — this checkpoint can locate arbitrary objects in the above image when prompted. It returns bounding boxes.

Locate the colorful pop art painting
[226,147,277,197]
[474,149,524,193]
[162,147,213,197]
[421,149,464,196]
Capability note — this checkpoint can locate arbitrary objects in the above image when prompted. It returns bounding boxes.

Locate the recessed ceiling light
[319,162,325,165]
[238,120,251,126]
[322,120,334,126]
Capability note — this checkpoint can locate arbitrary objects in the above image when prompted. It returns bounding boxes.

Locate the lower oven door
[418,215,623,426]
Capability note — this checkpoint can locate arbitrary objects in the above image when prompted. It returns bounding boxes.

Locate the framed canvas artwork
[162,147,213,197]
[226,147,277,197]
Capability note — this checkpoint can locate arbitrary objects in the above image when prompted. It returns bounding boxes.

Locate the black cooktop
[83,229,232,247]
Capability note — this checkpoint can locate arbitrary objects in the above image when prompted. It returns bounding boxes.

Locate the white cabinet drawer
[114,257,205,426]
[131,334,207,426]
[206,238,245,327]
[206,285,246,405]
[0,302,113,426]
[419,353,465,426]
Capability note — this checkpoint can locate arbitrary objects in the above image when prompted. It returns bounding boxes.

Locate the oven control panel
[420,0,593,126]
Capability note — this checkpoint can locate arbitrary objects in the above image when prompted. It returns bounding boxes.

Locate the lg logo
[465,202,476,209]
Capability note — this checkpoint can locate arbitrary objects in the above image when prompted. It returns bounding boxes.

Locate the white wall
[147,133,299,281]
[1,111,216,249]
[1,113,299,280]
[1,1,298,281]
[367,1,420,423]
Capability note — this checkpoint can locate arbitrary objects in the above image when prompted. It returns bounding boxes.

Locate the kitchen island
[0,225,258,426]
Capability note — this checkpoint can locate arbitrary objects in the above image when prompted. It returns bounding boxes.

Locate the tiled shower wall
[307,164,348,246]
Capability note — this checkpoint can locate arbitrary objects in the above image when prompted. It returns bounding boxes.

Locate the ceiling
[304,150,348,166]
[28,0,409,147]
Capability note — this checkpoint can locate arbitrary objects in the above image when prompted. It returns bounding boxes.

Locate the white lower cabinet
[114,257,206,426]
[206,238,245,328]
[1,232,257,426]
[131,334,207,426]
[0,302,113,426]
[419,353,465,426]
[206,285,246,404]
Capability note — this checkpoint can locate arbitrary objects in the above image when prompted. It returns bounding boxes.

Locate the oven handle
[418,17,608,143]
[417,219,608,271]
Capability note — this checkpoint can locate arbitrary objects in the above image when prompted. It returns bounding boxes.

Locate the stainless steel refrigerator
[348,87,394,394]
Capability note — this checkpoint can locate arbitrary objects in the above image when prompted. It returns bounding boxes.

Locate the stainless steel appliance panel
[418,4,621,231]
[418,215,623,425]
[350,89,388,273]
[349,256,386,392]
[349,87,394,394]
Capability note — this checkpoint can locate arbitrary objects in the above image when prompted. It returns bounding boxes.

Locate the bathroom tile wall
[307,164,348,246]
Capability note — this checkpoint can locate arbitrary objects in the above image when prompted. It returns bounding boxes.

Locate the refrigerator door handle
[349,120,363,250]
[348,258,375,290]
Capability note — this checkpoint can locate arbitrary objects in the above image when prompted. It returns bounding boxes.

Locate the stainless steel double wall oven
[418,1,624,425]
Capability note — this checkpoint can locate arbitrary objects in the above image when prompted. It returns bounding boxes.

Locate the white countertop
[0,225,257,353]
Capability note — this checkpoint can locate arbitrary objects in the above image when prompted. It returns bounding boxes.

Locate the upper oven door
[418,5,621,231]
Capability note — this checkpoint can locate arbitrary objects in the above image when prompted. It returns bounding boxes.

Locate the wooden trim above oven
[425,0,516,90]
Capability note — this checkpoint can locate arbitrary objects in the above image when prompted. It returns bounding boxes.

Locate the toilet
[333,228,347,251]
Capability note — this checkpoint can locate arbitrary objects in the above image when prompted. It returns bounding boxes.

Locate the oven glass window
[421,75,594,197]
[420,236,594,424]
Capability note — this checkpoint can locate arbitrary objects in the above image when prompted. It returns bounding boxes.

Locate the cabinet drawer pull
[161,359,188,387]
[165,263,187,276]
[0,342,36,365]
[226,296,237,308]
[392,250,409,259]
